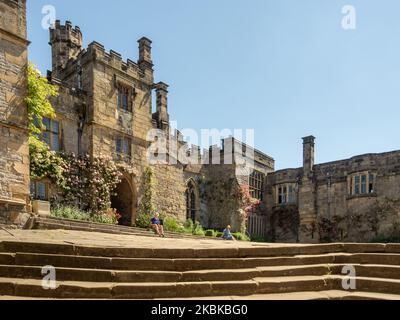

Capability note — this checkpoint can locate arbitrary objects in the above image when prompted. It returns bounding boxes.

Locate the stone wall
[152,163,187,222]
[0,0,30,226]
[265,137,400,243]
[201,164,242,231]
[312,151,400,242]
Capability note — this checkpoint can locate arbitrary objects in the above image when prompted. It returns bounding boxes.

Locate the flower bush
[29,138,68,189]
[60,153,122,214]
[91,208,121,225]
[233,184,262,215]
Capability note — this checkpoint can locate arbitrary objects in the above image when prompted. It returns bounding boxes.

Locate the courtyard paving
[0,228,303,250]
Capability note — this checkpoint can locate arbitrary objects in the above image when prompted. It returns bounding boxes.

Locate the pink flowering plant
[232,184,261,218]
[60,153,122,215]
[27,63,122,223]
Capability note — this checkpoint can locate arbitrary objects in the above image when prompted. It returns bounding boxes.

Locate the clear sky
[26,0,400,170]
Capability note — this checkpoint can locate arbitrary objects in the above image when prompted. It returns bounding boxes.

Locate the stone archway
[111,176,137,226]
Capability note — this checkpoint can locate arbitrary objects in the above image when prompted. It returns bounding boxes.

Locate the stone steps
[0,239,399,299]
[0,263,399,283]
[173,290,400,301]
[1,241,399,258]
[1,275,400,299]
[3,251,400,271]
[2,290,400,300]
[32,216,222,241]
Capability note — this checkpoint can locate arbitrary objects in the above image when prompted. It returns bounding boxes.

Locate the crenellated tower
[49,20,83,78]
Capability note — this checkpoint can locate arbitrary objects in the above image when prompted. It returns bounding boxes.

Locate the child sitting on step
[222,225,236,241]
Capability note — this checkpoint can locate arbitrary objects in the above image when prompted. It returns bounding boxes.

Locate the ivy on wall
[271,205,300,242]
[26,63,67,188]
[135,167,157,228]
[301,197,400,243]
[198,178,261,233]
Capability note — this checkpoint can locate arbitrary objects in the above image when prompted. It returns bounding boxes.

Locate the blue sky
[27,0,400,170]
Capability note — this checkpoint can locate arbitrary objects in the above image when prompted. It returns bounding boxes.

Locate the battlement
[168,130,274,168]
[85,41,148,80]
[52,20,82,39]
[50,21,153,82]
[50,20,83,77]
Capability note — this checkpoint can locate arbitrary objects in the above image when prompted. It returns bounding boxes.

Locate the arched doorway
[111,177,137,226]
[185,179,199,222]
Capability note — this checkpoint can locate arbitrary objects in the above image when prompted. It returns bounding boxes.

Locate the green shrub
[184,219,194,230]
[135,212,153,229]
[371,234,400,243]
[163,216,184,233]
[233,232,251,242]
[51,206,120,225]
[182,227,193,234]
[216,232,224,238]
[190,220,204,236]
[250,235,269,243]
[51,206,90,221]
[194,228,206,237]
[205,230,216,237]
[193,220,203,233]
[91,208,120,225]
[371,222,400,243]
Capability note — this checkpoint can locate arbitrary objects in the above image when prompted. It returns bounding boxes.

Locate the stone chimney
[138,37,153,68]
[154,82,169,130]
[302,136,315,176]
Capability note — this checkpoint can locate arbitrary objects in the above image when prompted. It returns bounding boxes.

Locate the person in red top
[151,213,165,238]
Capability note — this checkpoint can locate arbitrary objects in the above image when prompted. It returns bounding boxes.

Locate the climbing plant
[26,63,58,141]
[136,167,157,228]
[26,63,67,188]
[26,63,122,216]
[60,153,122,214]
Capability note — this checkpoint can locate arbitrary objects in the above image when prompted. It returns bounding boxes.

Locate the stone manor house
[1,0,400,243]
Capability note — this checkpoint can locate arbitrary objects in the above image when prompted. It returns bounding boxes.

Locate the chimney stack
[138,37,153,68]
[154,82,169,130]
[302,136,315,176]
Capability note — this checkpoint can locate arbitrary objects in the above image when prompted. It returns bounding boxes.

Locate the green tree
[25,63,66,186]
[26,63,58,145]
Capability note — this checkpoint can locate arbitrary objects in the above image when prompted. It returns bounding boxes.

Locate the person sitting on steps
[151,213,165,238]
[222,225,236,241]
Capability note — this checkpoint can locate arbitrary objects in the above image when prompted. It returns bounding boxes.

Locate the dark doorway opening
[111,178,134,226]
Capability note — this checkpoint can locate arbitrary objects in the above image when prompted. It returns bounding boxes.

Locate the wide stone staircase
[0,241,400,299]
[30,216,222,240]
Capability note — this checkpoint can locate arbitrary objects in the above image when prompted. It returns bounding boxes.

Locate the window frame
[249,170,265,201]
[36,117,61,152]
[115,136,132,161]
[30,181,49,201]
[348,171,376,196]
[275,183,297,205]
[117,84,133,113]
